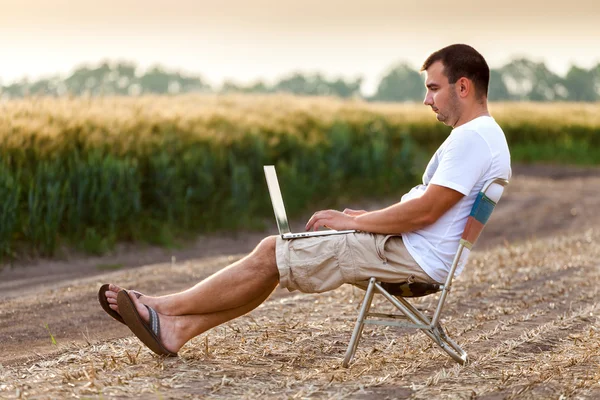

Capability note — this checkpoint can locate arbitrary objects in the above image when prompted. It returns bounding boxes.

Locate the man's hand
[305,209,357,232]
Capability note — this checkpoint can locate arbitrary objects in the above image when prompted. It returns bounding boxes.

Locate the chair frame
[342,177,509,367]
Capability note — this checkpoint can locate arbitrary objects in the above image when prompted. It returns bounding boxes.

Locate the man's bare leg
[104,235,281,352]
[123,273,278,353]
[157,235,280,315]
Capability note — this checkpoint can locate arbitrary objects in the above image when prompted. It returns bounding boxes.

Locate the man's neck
[453,103,490,128]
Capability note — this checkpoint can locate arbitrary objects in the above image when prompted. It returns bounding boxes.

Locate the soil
[1,163,599,369]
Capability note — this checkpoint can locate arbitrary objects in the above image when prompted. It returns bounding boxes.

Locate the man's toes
[106,284,123,304]
[106,285,119,300]
[108,284,122,293]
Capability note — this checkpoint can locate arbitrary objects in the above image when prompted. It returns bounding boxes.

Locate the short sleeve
[429,130,491,196]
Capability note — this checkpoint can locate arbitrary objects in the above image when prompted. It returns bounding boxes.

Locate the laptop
[264,165,356,239]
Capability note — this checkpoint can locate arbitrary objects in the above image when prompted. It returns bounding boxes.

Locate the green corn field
[0,95,598,259]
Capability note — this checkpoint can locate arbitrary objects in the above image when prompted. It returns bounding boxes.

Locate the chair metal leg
[395,295,432,325]
[430,324,468,365]
[342,278,377,367]
[373,284,468,365]
[343,279,468,366]
[396,296,468,364]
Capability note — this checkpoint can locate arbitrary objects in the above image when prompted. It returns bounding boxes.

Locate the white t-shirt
[402,116,511,283]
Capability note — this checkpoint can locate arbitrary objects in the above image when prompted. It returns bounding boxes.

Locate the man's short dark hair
[421,44,490,99]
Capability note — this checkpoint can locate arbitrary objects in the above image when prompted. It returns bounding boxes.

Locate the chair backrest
[459,178,509,250]
[381,178,508,299]
[430,177,508,326]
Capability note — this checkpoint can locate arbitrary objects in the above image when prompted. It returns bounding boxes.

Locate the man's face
[423,61,461,127]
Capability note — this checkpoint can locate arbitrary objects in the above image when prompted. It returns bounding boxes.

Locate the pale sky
[1,0,599,94]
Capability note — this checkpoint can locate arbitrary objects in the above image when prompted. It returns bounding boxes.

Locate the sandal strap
[146,305,160,338]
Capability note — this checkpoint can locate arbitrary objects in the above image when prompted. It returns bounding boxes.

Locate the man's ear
[457,77,470,98]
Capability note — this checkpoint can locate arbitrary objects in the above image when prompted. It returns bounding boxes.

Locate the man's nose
[423,94,433,106]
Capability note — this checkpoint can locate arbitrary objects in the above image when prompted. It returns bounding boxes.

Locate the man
[99,44,511,356]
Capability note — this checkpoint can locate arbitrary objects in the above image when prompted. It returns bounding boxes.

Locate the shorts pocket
[375,234,399,263]
[289,237,338,265]
[287,236,343,293]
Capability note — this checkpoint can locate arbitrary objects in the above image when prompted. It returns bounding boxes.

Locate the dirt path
[0,163,599,383]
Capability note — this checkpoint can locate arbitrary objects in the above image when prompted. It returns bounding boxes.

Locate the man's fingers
[306,210,338,231]
[306,211,322,231]
[309,214,326,231]
[311,214,324,231]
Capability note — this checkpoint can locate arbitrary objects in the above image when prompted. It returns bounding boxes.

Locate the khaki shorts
[275,232,436,293]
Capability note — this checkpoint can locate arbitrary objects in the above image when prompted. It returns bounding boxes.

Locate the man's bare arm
[352,184,464,233]
[305,184,464,234]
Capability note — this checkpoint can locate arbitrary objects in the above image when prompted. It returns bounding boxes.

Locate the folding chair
[342,177,509,367]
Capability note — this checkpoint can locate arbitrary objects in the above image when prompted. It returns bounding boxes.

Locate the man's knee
[254,235,279,277]
[256,235,277,255]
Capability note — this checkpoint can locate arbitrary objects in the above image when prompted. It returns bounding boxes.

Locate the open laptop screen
[263,165,291,235]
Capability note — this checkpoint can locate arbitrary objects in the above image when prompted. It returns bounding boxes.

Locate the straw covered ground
[1,165,600,399]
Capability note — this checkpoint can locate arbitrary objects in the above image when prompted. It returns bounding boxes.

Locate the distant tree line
[1,58,599,102]
[0,62,209,98]
[369,59,600,102]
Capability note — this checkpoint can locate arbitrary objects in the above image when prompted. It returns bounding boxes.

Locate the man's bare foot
[105,284,163,315]
[126,290,187,354]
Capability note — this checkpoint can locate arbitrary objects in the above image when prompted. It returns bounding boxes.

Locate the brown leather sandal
[97,284,143,325]
[117,289,178,357]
